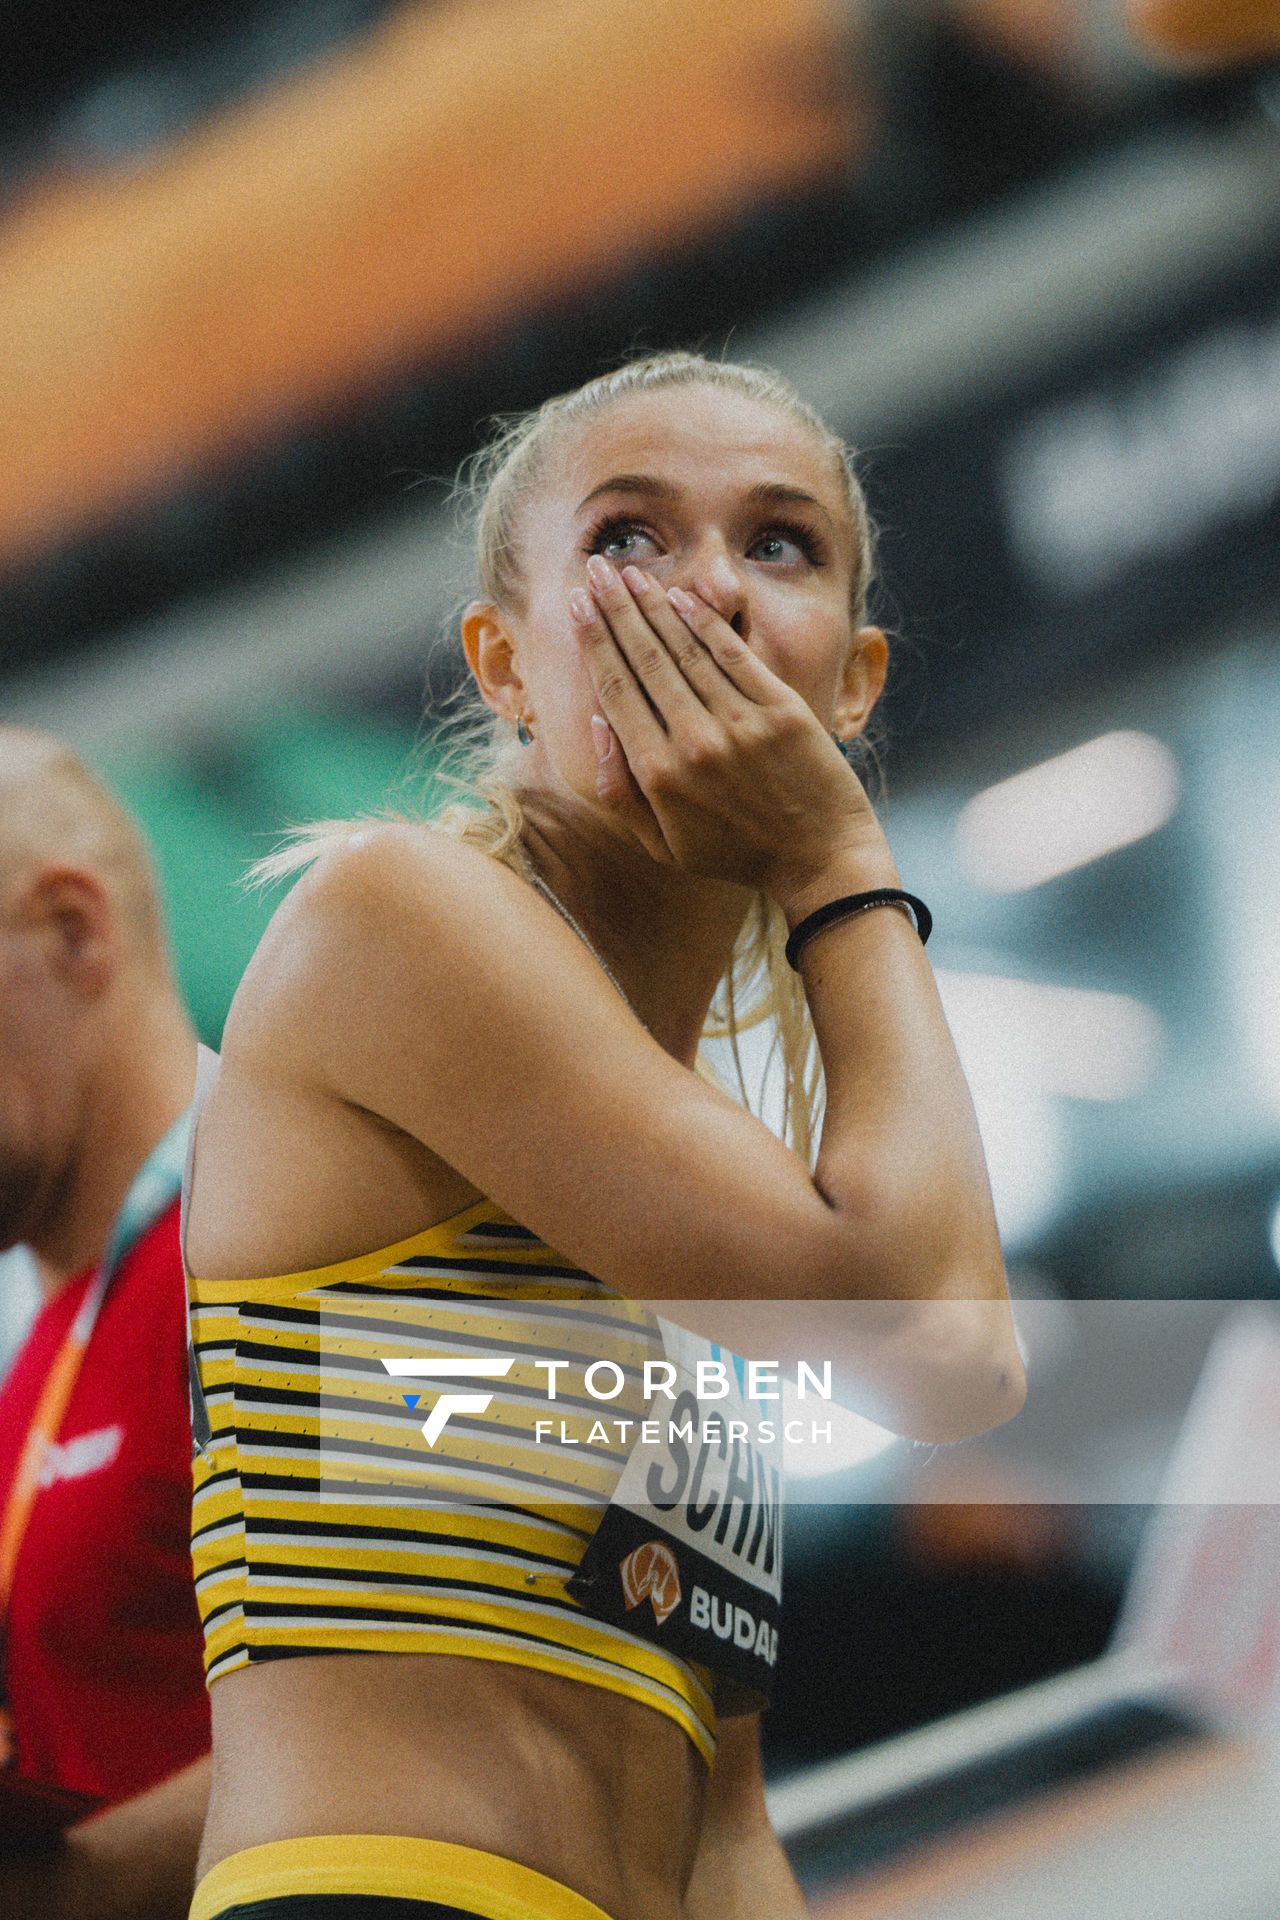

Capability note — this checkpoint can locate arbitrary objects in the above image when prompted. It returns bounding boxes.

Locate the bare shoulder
[212,816,835,1307]
[189,825,535,1275]
[225,822,524,1049]
[268,820,519,951]
[311,817,514,909]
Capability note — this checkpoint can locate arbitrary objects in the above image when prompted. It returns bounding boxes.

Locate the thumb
[591,713,618,777]
[591,713,632,809]
[589,715,671,863]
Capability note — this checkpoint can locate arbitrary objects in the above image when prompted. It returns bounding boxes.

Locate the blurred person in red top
[0,727,210,1917]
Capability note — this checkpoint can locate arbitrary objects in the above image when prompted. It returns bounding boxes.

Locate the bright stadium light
[932,971,1163,1252]
[956,730,1180,891]
[935,972,1164,1103]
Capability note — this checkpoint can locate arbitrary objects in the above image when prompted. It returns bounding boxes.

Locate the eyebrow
[747,482,837,531]
[576,474,679,513]
[576,474,837,531]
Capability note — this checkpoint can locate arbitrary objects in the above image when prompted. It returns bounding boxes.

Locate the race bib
[566,1316,783,1712]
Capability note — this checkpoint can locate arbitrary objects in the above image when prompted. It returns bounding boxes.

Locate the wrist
[767,844,903,929]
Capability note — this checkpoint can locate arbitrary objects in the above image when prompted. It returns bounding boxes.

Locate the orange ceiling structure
[1,0,854,565]
[1125,0,1280,58]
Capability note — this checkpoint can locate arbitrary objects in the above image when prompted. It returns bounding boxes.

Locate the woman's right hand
[570,556,886,901]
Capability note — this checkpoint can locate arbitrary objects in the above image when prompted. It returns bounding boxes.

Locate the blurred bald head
[0,729,191,1268]
[0,727,165,967]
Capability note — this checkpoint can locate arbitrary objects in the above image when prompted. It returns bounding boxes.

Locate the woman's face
[470,383,877,814]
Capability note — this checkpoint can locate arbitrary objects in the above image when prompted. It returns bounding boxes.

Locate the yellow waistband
[189,1835,615,1920]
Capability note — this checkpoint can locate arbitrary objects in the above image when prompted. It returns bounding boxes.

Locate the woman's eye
[751,528,821,566]
[587,520,660,562]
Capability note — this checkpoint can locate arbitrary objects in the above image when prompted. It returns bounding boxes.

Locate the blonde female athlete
[182,353,1025,1920]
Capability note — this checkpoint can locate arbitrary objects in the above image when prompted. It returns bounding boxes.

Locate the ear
[461,601,528,724]
[23,865,116,998]
[833,625,889,743]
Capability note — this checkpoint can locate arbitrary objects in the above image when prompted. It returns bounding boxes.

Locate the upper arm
[240,825,849,1308]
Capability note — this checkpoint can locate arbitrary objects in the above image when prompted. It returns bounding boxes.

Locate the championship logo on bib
[621,1540,682,1624]
[567,1317,783,1711]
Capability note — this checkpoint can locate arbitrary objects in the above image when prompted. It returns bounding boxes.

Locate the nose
[684,545,749,641]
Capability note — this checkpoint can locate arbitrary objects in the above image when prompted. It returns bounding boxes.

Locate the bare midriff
[197,1652,711,1920]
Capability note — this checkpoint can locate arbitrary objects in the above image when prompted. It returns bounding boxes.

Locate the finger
[586,556,709,730]
[664,586,790,706]
[570,585,666,764]
[615,566,751,725]
[589,715,671,864]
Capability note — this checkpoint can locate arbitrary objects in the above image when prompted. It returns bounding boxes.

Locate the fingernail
[621,564,647,594]
[569,588,593,626]
[586,555,611,589]
[590,714,615,763]
[668,585,697,617]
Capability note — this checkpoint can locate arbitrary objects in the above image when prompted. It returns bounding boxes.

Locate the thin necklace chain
[522,858,648,1033]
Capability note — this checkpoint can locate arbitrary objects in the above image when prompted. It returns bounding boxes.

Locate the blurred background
[2,0,1278,1907]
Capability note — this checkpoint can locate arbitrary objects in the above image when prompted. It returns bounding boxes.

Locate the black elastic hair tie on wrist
[784,889,933,971]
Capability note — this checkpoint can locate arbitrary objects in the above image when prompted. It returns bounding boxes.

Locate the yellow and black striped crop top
[187,1198,719,1766]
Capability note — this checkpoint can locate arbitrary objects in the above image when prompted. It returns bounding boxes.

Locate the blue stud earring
[516,715,533,746]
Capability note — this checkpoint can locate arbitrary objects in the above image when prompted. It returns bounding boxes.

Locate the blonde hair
[255,351,881,1163]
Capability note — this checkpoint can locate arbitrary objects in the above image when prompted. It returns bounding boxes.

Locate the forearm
[775,841,1002,1301]
[762,841,1025,1440]
[0,1755,211,1920]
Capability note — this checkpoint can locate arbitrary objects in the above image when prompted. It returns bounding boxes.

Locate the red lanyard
[0,1268,112,1619]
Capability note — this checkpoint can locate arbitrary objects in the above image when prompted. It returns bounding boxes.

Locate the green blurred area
[104,707,440,1044]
